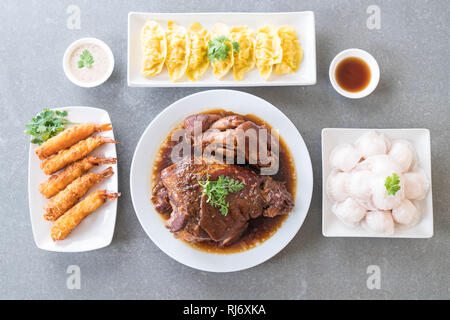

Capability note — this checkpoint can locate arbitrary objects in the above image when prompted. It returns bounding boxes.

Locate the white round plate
[130,90,313,272]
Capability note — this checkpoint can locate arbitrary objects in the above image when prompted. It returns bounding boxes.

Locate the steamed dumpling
[332,198,367,228]
[370,174,404,210]
[141,20,167,77]
[360,154,403,176]
[185,22,209,81]
[355,131,390,159]
[165,21,190,82]
[230,26,256,81]
[347,170,373,202]
[326,170,350,202]
[274,25,303,74]
[329,144,361,172]
[210,23,234,79]
[388,140,415,173]
[403,171,429,200]
[392,199,419,226]
[255,25,282,80]
[363,210,395,235]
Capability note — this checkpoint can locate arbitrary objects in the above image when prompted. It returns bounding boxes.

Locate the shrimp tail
[100,137,119,144]
[96,123,113,132]
[100,167,114,179]
[103,192,120,200]
[90,157,117,165]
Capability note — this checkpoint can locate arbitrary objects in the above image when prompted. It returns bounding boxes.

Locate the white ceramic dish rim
[28,106,119,252]
[127,11,316,87]
[321,128,433,238]
[329,48,380,99]
[63,37,115,88]
[130,89,314,272]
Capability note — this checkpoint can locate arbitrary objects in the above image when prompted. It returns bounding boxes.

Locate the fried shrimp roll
[35,123,112,160]
[50,190,120,241]
[43,167,114,221]
[40,136,119,175]
[39,156,116,199]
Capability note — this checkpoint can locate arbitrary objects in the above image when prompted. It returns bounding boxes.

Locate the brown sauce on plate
[335,57,371,92]
[151,109,297,254]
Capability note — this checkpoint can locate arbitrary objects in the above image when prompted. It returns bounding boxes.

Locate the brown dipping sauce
[151,109,297,254]
[335,57,371,92]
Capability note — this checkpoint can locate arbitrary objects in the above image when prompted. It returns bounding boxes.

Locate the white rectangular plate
[128,11,316,87]
[322,128,433,238]
[28,107,118,252]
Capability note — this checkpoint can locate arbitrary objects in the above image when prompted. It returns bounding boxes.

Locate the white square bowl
[127,11,316,87]
[322,128,433,238]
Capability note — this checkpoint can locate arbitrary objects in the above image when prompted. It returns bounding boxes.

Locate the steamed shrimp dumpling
[230,26,256,81]
[185,22,209,81]
[347,170,373,202]
[361,154,403,176]
[355,131,390,159]
[165,21,190,82]
[326,170,350,202]
[388,140,415,173]
[392,199,419,226]
[141,20,167,77]
[370,174,404,210]
[274,26,303,74]
[363,210,395,235]
[403,171,429,200]
[329,144,361,172]
[332,198,367,228]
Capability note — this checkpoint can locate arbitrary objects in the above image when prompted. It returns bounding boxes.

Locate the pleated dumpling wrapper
[209,23,235,79]
[141,20,167,77]
[274,26,303,74]
[255,25,283,80]
[165,21,190,82]
[185,22,210,81]
[230,26,256,81]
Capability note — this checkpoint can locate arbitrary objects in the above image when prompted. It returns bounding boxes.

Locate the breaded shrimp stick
[39,156,116,199]
[50,190,119,241]
[35,123,112,160]
[40,136,119,175]
[43,167,114,221]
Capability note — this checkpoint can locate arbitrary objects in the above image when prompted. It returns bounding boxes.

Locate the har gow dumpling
[370,174,404,210]
[392,199,419,226]
[329,144,361,172]
[360,154,403,176]
[332,198,367,228]
[355,131,390,159]
[388,140,415,173]
[326,170,350,202]
[363,210,395,235]
[403,171,429,200]
[347,170,373,202]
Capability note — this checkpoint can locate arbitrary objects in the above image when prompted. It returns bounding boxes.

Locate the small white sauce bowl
[329,48,380,99]
[63,37,115,88]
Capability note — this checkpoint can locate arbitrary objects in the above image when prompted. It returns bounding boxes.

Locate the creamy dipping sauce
[68,43,110,83]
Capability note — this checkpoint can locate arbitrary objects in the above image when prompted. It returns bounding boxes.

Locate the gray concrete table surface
[0,0,449,299]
